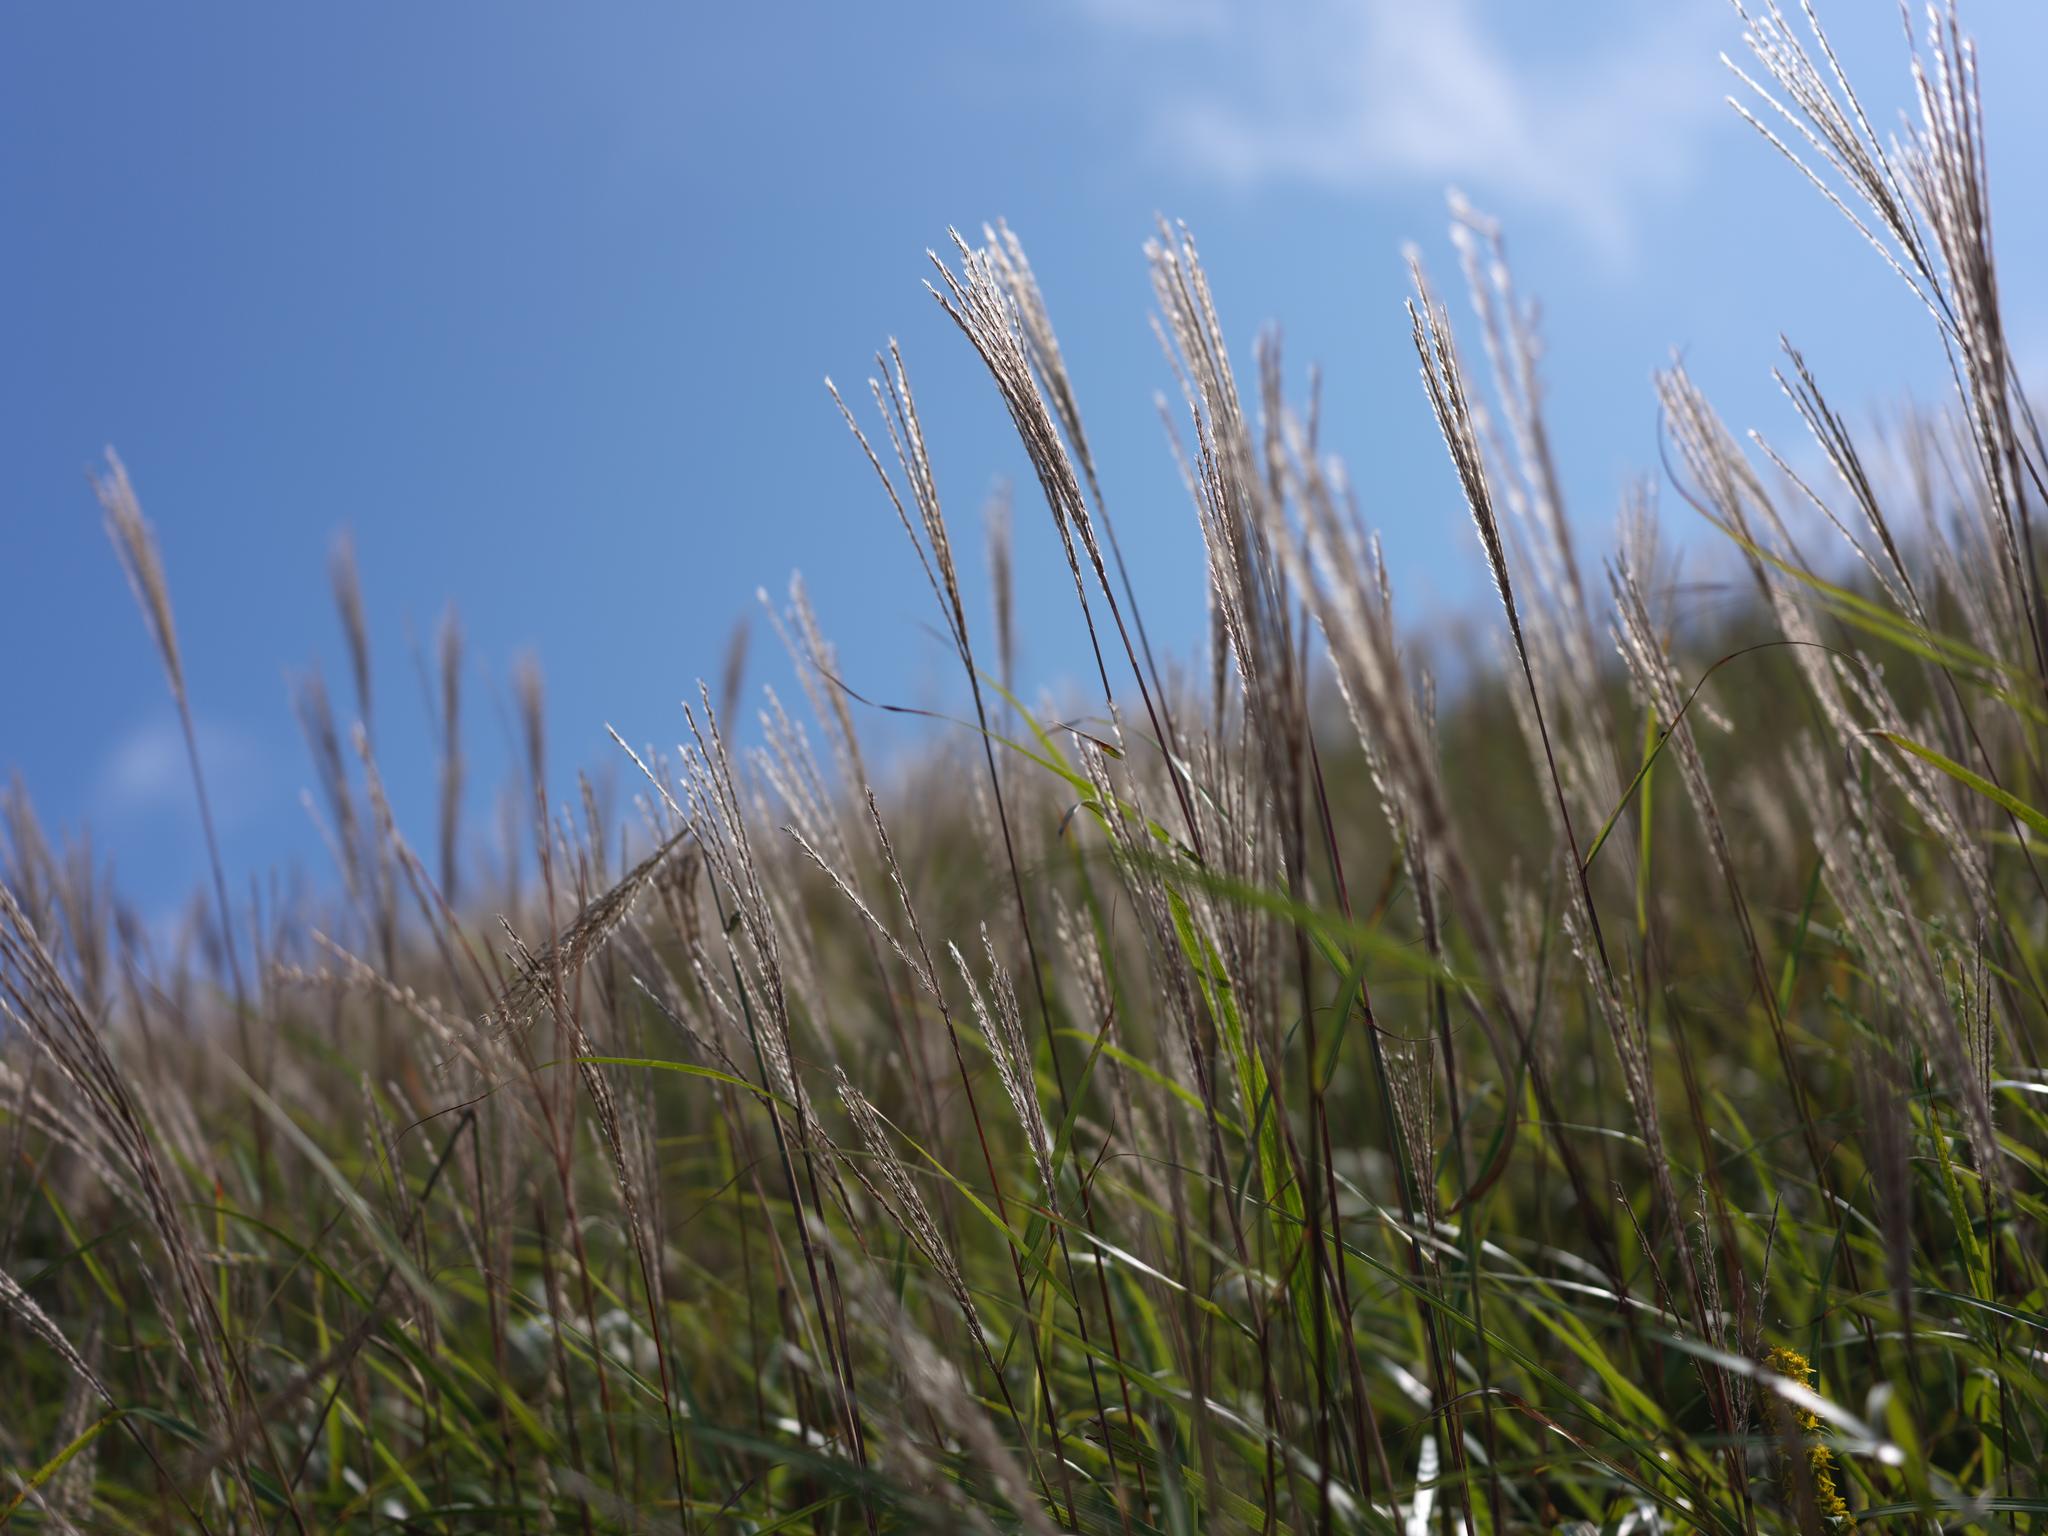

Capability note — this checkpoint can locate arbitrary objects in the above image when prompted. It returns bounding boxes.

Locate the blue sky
[5,1,2046,926]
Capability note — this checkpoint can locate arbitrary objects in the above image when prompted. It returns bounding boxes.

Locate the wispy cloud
[97,713,262,827]
[1075,0,1726,259]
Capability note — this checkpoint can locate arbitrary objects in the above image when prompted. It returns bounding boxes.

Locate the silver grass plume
[0,1262,112,1408]
[1449,195,1627,848]
[0,883,237,1441]
[1728,0,2048,680]
[1787,739,2001,1190]
[834,1070,980,1335]
[954,927,1055,1204]
[476,822,692,1043]
[834,1233,1056,1536]
[1383,1029,1438,1234]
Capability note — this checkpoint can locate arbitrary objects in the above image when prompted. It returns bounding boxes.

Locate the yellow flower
[1766,1346,1855,1527]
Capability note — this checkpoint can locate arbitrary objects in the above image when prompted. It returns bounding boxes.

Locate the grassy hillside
[5,5,2048,1532]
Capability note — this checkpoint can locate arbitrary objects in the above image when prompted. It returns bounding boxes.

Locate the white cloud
[1076,0,1726,260]
[97,713,261,825]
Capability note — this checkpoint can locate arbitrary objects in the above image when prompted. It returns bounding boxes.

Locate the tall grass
[5,3,2048,1531]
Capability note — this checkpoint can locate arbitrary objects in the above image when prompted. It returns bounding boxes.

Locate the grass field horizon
[7,4,2048,1532]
